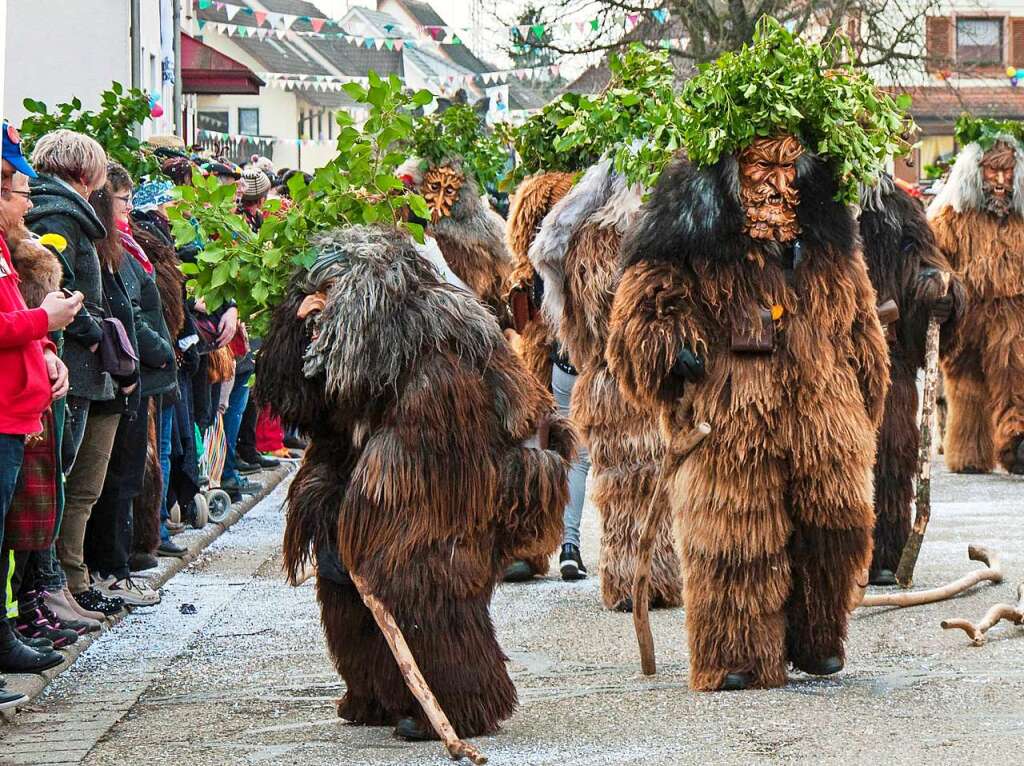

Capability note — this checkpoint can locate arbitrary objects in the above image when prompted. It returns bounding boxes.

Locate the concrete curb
[0,462,295,721]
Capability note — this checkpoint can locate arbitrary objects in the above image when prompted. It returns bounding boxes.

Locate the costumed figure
[606,23,900,689]
[927,125,1024,474]
[858,176,957,584]
[530,158,683,610]
[401,158,513,325]
[501,170,578,582]
[256,225,575,740]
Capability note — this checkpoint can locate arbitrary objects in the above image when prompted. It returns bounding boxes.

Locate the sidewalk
[0,461,295,721]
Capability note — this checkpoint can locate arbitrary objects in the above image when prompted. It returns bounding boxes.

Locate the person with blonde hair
[26,130,125,617]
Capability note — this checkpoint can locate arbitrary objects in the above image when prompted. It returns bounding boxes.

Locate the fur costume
[402,158,513,324]
[133,401,162,558]
[928,137,1024,473]
[255,225,574,738]
[505,171,577,387]
[9,234,62,307]
[858,177,953,576]
[530,159,683,611]
[606,149,889,690]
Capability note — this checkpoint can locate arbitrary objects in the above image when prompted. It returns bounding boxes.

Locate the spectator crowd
[0,124,306,710]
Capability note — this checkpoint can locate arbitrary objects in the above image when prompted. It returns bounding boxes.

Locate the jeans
[0,434,26,556]
[221,370,251,485]
[551,365,590,548]
[158,402,173,542]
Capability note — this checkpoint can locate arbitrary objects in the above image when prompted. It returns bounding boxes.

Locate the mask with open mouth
[422,165,464,224]
[981,141,1015,219]
[738,135,804,243]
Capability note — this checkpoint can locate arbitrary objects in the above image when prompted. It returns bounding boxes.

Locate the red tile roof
[898,85,1024,134]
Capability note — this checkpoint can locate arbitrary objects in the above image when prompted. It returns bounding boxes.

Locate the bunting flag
[194,0,672,47]
[196,128,337,146]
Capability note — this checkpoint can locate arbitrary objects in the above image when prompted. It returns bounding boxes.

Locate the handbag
[99,287,138,378]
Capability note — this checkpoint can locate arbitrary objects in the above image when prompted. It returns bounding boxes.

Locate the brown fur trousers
[608,154,888,690]
[931,206,1024,473]
[531,161,682,611]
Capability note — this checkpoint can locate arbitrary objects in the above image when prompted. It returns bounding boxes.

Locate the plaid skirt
[4,409,58,551]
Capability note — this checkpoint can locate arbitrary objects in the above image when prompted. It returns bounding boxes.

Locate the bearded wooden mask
[981,142,1015,218]
[423,165,464,223]
[738,135,804,243]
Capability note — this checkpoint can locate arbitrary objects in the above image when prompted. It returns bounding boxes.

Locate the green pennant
[198,18,207,29]
[451,34,462,45]
[198,0,212,9]
[384,38,394,50]
[530,24,545,40]
[589,19,599,31]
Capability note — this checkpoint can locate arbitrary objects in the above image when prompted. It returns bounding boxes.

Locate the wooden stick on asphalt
[858,545,1003,608]
[942,583,1024,646]
[633,405,710,676]
[349,572,488,765]
[895,315,942,588]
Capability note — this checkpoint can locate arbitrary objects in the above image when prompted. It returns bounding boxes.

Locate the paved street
[2,461,1023,766]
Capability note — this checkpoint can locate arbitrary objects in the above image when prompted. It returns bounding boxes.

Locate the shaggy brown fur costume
[10,235,63,306]
[859,177,953,576]
[607,151,889,690]
[506,171,576,386]
[928,139,1024,473]
[132,401,162,558]
[531,160,683,611]
[404,159,513,324]
[256,225,574,738]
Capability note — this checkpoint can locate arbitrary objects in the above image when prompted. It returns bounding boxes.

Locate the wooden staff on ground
[942,583,1024,646]
[350,572,488,765]
[857,545,1003,608]
[632,396,710,676]
[895,314,942,587]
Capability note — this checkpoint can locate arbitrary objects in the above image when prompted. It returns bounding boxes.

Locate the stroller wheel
[191,494,209,529]
[169,503,181,525]
[207,489,232,523]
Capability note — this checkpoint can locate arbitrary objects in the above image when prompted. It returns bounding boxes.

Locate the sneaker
[14,614,78,650]
[157,540,187,558]
[0,687,27,710]
[72,588,124,617]
[61,587,105,623]
[559,544,587,581]
[96,577,161,607]
[18,590,87,639]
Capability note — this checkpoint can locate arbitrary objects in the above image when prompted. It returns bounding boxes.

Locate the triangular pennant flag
[364,37,375,48]
[213,1,224,10]
[253,10,267,26]
[652,9,669,23]
[517,25,530,40]
[375,38,385,49]
[451,34,462,45]
[275,29,286,39]
[384,38,394,50]
[345,35,356,44]
[310,17,325,33]
[198,18,207,29]
[627,13,640,28]
[241,6,253,14]
[265,12,280,27]
[198,0,212,9]
[589,19,599,31]
[224,4,239,21]
[394,39,403,50]
[530,24,545,40]
[282,14,296,29]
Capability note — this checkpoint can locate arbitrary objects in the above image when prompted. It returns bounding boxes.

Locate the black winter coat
[92,266,141,417]
[121,257,176,398]
[26,174,113,402]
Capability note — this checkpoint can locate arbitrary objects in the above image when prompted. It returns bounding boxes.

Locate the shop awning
[181,33,265,95]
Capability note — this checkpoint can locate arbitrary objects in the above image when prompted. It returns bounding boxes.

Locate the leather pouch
[731,307,775,354]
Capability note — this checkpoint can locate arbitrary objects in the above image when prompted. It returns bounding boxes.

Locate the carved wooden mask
[422,165,464,223]
[738,135,804,243]
[981,141,1015,218]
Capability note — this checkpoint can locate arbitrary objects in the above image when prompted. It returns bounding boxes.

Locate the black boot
[559,543,587,581]
[394,717,435,741]
[793,656,844,676]
[868,568,897,586]
[0,618,63,673]
[720,672,753,691]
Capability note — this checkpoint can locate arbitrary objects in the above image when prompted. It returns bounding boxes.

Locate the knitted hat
[133,179,176,212]
[249,154,276,176]
[239,168,271,199]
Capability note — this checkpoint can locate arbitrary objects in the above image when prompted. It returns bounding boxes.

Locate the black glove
[671,344,706,383]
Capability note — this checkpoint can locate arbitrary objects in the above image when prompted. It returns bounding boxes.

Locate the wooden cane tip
[697,422,711,433]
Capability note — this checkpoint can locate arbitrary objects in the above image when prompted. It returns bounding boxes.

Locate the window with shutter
[926,16,953,71]
[1011,18,1024,68]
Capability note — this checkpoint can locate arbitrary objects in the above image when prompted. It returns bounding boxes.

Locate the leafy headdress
[408,103,509,194]
[679,17,914,204]
[928,113,1024,217]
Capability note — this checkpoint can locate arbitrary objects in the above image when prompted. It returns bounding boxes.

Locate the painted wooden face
[422,165,463,223]
[981,142,1015,218]
[738,135,804,243]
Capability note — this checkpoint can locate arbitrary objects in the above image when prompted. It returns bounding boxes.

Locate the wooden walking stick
[633,390,710,676]
[895,314,942,588]
[349,572,488,765]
